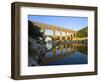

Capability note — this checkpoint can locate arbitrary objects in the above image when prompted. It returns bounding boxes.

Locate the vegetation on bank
[76,26,88,38]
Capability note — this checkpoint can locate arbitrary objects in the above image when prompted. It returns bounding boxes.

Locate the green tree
[76,26,88,38]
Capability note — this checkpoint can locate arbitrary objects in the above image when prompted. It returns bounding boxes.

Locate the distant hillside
[76,26,88,38]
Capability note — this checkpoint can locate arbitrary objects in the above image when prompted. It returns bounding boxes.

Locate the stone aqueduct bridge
[32,21,77,41]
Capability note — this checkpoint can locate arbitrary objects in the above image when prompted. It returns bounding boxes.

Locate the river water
[40,43,88,66]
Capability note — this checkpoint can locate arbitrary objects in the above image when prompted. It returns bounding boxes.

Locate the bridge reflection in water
[40,42,88,66]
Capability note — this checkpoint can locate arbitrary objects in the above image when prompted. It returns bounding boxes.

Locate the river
[40,42,88,66]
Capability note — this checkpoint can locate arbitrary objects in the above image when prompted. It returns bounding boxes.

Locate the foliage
[28,20,42,39]
[76,26,88,38]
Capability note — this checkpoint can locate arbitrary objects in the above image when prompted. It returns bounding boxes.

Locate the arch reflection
[40,42,87,65]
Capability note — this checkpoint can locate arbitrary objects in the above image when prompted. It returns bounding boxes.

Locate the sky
[28,15,88,31]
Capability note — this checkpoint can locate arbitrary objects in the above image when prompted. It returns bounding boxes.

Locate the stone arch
[44,29,53,36]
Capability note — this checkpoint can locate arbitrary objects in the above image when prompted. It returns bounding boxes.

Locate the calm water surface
[40,43,88,66]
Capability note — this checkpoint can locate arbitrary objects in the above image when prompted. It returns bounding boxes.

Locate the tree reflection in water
[40,43,88,66]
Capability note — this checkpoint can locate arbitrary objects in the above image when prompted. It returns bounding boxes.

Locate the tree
[76,26,88,38]
[28,20,42,40]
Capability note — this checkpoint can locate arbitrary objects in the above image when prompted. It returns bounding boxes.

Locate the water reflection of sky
[41,44,88,66]
[45,52,87,65]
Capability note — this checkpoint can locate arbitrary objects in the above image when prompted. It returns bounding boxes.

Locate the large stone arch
[32,21,76,41]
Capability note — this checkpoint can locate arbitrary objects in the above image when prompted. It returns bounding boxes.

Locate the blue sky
[28,15,88,31]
